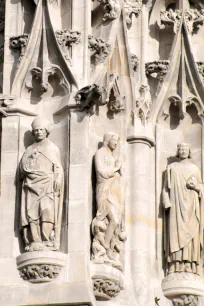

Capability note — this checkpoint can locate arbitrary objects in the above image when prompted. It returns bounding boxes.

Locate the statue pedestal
[162,273,204,298]
[90,262,124,301]
[16,251,67,283]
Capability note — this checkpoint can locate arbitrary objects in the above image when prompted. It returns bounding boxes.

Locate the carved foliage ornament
[124,0,153,26]
[55,30,81,64]
[88,35,111,64]
[124,0,142,26]
[160,9,182,34]
[93,278,123,300]
[172,295,198,306]
[161,8,204,34]
[92,0,121,22]
[184,9,204,34]
[19,264,62,283]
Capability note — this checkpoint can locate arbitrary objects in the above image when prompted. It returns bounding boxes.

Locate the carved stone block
[91,263,124,301]
[17,251,67,283]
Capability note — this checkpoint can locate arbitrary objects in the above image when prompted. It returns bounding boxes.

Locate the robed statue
[163,143,204,275]
[91,132,126,270]
[20,116,64,252]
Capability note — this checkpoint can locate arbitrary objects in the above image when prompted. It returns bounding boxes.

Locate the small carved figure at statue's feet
[29,242,44,252]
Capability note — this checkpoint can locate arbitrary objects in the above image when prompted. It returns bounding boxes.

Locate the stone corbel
[172,295,198,306]
[184,9,204,34]
[92,0,121,22]
[55,30,81,64]
[93,278,123,300]
[75,84,106,115]
[17,251,67,283]
[160,9,182,34]
[75,74,125,116]
[88,35,111,64]
[106,73,125,115]
[145,60,169,94]
[9,35,29,64]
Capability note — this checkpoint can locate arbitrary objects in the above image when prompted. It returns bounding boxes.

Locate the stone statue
[20,116,64,252]
[91,132,126,268]
[162,143,204,275]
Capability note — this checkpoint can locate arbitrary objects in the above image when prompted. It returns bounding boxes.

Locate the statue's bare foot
[29,242,44,251]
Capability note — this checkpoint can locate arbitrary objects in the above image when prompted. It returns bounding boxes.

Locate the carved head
[31,116,50,142]
[176,143,192,159]
[103,132,119,151]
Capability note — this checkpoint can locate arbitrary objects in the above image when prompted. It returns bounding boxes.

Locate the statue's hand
[186,176,200,193]
[54,175,62,192]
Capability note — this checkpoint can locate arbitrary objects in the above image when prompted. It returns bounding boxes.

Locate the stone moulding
[16,251,67,283]
[91,262,124,300]
[162,272,204,298]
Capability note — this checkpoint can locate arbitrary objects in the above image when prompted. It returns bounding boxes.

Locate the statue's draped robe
[163,161,204,268]
[95,147,125,223]
[20,138,63,231]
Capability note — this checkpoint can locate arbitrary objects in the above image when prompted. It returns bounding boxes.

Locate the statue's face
[108,136,118,151]
[33,126,47,142]
[178,145,190,159]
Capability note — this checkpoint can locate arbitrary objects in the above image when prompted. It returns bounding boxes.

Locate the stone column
[66,110,95,304]
[127,134,154,306]
[71,0,91,87]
